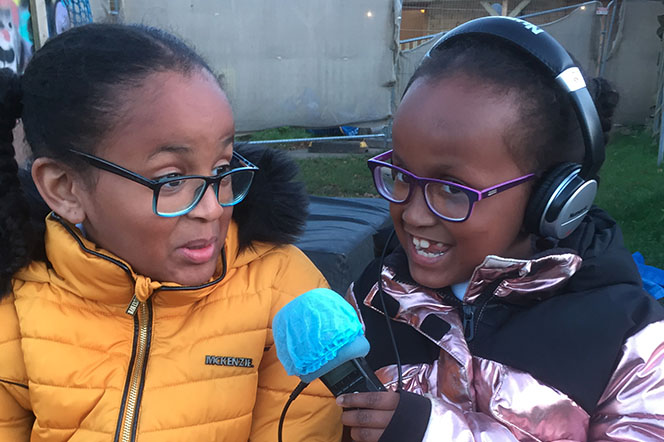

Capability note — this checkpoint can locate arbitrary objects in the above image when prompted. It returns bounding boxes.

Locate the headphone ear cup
[524,163,580,237]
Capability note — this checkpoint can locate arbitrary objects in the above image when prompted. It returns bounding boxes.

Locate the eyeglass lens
[373,165,470,221]
[155,164,254,216]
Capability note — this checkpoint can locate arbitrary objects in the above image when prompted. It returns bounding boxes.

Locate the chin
[162,264,217,286]
[408,262,468,290]
[409,265,446,289]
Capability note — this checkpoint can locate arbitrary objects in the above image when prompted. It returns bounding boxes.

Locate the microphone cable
[376,228,403,391]
[277,380,309,442]
[277,228,403,442]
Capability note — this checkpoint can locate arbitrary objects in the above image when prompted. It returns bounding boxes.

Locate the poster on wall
[0,0,92,73]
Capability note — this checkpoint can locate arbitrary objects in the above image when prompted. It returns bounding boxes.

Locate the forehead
[96,70,233,159]
[392,76,524,178]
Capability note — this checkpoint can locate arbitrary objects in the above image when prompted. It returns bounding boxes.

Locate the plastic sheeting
[296,196,391,295]
[91,0,399,132]
[603,0,664,125]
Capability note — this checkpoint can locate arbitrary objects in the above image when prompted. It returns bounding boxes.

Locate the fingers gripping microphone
[273,288,386,396]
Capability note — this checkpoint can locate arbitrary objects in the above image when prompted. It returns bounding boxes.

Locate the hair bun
[587,77,619,140]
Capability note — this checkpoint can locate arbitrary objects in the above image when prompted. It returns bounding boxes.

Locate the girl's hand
[336,391,400,442]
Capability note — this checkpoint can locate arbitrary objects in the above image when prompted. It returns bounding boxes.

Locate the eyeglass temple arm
[69,150,158,187]
[232,151,259,170]
[479,174,535,199]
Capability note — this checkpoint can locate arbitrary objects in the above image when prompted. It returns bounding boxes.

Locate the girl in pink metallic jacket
[338,17,664,442]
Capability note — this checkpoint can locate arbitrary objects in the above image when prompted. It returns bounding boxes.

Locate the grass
[241,126,311,142]
[595,128,663,268]
[295,155,378,198]
[237,126,313,150]
[294,127,663,269]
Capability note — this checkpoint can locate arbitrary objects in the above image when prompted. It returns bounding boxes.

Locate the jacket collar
[463,253,582,304]
[385,245,582,306]
[14,214,275,308]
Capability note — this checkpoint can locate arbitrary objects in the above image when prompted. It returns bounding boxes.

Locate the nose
[186,184,225,221]
[401,184,438,227]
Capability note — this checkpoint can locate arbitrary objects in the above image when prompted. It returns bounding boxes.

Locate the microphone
[273,288,386,396]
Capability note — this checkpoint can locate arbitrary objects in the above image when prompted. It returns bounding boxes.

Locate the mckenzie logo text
[205,355,254,368]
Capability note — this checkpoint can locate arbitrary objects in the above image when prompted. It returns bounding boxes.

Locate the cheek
[389,203,406,237]
[218,207,233,237]
[83,182,174,258]
[457,192,530,253]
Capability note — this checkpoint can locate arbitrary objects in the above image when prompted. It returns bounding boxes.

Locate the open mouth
[412,236,448,258]
[179,238,217,264]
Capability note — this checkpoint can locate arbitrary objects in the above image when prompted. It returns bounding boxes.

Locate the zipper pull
[462,304,476,342]
[126,295,140,316]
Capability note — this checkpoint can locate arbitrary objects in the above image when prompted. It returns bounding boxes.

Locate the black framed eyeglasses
[69,149,258,217]
[368,150,535,222]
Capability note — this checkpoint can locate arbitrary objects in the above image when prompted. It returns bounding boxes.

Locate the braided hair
[0,68,30,295]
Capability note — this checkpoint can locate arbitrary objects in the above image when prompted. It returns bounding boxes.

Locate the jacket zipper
[118,298,151,442]
[462,283,500,342]
[462,304,477,341]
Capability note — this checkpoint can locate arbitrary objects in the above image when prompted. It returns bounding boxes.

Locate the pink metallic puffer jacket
[346,209,664,441]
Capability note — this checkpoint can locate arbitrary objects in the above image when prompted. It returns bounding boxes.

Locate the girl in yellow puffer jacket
[0,24,342,441]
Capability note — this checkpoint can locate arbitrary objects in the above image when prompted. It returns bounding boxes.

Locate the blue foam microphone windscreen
[274,288,385,395]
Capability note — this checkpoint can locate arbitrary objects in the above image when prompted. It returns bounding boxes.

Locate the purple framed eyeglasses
[367,150,535,222]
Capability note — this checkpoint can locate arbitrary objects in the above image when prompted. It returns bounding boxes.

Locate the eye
[441,183,463,195]
[392,170,408,183]
[213,164,231,176]
[157,173,186,191]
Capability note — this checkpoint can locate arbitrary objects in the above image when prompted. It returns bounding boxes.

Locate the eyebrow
[392,150,456,176]
[147,136,235,160]
[147,145,191,160]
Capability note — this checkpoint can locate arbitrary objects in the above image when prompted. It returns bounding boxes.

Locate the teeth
[412,236,446,258]
[412,236,434,249]
[415,249,445,258]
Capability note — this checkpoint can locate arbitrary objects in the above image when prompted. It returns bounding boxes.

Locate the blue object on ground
[633,252,664,300]
[340,126,360,136]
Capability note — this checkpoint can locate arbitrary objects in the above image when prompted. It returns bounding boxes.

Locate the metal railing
[517,1,599,20]
[399,34,438,51]
[245,133,386,146]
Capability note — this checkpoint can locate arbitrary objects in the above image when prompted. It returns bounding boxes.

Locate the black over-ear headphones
[423,16,604,239]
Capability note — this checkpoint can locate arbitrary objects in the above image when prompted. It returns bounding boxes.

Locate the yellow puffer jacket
[0,215,342,441]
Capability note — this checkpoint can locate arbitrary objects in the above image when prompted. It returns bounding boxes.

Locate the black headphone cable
[376,228,403,391]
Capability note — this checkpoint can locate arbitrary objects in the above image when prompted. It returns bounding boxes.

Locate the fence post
[28,0,49,50]
[599,0,619,77]
[659,93,664,166]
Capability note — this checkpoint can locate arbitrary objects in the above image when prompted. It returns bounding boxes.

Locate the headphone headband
[426,16,604,179]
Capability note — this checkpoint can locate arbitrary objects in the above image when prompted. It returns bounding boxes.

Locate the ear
[31,157,88,224]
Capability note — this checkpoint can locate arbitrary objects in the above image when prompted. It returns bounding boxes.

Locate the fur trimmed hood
[232,143,308,251]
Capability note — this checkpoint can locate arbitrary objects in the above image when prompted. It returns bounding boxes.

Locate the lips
[177,238,218,264]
